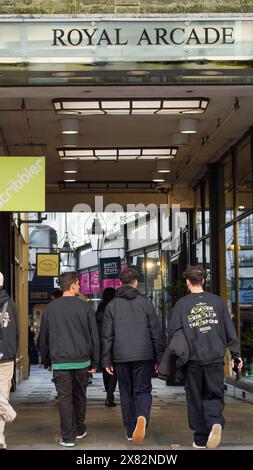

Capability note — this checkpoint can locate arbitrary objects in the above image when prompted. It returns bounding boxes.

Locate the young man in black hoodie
[40,271,99,447]
[0,272,19,449]
[168,265,243,449]
[102,268,163,443]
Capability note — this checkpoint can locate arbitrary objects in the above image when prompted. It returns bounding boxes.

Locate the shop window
[205,179,210,235]
[205,237,211,291]
[195,241,203,264]
[195,186,202,239]
[129,254,145,293]
[225,225,236,322]
[237,135,253,214]
[146,250,161,293]
[224,154,234,223]
[238,214,253,378]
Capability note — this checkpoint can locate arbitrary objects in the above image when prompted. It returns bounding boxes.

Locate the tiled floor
[5,366,253,450]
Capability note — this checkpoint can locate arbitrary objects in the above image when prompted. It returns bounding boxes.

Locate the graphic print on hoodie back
[169,292,240,365]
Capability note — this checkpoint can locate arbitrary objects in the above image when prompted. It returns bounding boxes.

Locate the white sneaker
[207,424,222,449]
[126,435,133,441]
[0,435,6,450]
[76,431,87,439]
[192,441,206,449]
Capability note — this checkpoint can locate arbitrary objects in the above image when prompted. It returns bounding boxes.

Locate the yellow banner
[0,157,45,211]
[36,253,60,277]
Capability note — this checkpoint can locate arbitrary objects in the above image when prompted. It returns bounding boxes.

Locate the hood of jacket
[115,286,140,300]
[0,289,10,308]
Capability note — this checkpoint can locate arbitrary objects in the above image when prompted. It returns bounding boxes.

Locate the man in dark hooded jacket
[0,272,19,449]
[102,268,163,443]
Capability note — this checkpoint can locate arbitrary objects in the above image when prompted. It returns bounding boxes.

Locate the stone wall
[0,1,253,14]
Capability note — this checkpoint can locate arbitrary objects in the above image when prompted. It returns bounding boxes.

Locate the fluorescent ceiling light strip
[132,101,161,109]
[65,149,93,156]
[102,101,129,109]
[58,147,177,159]
[142,149,174,155]
[95,150,117,156]
[119,149,140,156]
[61,157,97,160]
[53,98,209,115]
[163,99,200,108]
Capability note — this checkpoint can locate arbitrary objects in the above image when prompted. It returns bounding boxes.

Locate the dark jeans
[115,360,153,437]
[53,368,88,442]
[102,368,117,402]
[185,362,225,446]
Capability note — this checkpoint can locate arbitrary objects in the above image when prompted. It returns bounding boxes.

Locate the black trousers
[184,362,225,446]
[102,368,117,402]
[115,361,153,437]
[53,368,88,442]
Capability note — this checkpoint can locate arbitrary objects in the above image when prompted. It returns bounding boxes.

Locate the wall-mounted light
[180,118,198,134]
[61,119,79,134]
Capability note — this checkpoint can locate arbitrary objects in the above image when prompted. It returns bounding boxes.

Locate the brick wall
[0,0,253,14]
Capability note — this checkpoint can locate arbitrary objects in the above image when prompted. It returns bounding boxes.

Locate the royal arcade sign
[0,17,253,63]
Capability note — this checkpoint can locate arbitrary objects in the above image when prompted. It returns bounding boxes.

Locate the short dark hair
[102,287,115,304]
[59,271,79,292]
[120,268,138,286]
[50,289,63,300]
[183,265,205,285]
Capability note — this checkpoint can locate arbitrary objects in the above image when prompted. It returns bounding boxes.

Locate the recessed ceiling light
[64,179,76,182]
[239,205,245,209]
[64,170,77,174]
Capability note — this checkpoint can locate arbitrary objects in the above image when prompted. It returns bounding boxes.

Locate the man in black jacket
[102,268,163,443]
[40,271,99,447]
[0,272,19,449]
[168,265,243,449]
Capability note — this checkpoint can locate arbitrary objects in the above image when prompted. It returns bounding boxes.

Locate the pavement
[5,365,253,450]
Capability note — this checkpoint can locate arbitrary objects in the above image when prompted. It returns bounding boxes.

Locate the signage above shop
[100,257,121,280]
[0,157,45,211]
[36,253,60,277]
[0,17,253,63]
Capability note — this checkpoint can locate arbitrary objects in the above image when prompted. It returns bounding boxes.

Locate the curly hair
[183,265,205,285]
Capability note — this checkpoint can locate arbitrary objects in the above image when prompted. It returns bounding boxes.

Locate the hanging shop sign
[0,17,253,63]
[100,257,121,280]
[36,253,60,277]
[80,272,90,295]
[0,157,45,211]
[90,270,100,293]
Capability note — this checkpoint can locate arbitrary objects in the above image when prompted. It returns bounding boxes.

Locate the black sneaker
[105,399,117,407]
